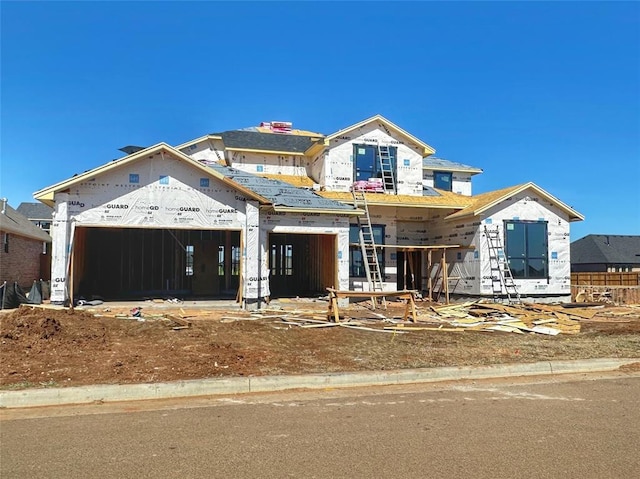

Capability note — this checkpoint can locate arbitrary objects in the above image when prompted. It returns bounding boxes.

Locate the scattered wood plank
[384,326,466,332]
[165,314,192,328]
[533,319,558,325]
[484,325,525,334]
[338,324,404,333]
[530,325,561,336]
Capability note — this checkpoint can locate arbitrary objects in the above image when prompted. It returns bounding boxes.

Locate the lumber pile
[408,301,587,335]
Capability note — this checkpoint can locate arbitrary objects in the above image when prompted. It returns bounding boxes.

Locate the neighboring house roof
[325,114,436,156]
[0,202,52,242]
[571,235,640,265]
[33,143,356,215]
[16,202,54,221]
[214,129,323,155]
[207,164,356,214]
[318,189,471,209]
[423,157,483,175]
[445,182,584,222]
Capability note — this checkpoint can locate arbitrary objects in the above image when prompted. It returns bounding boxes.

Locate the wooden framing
[377,244,469,304]
[326,288,418,322]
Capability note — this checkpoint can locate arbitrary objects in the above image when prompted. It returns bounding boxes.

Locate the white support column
[49,195,72,305]
[337,228,350,308]
[243,201,269,309]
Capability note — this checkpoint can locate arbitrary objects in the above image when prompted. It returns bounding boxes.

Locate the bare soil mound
[1,302,639,390]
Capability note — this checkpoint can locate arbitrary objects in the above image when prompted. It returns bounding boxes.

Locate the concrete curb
[1,358,638,409]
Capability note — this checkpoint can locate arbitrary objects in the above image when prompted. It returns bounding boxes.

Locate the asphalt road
[2,373,639,479]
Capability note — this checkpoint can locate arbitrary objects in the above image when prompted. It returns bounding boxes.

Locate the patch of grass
[0,380,59,391]
[0,381,38,391]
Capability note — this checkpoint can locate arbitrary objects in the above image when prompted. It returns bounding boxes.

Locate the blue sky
[1,1,638,240]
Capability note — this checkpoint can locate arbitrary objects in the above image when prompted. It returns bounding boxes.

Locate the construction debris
[67,298,640,336]
[247,300,597,336]
[418,301,586,335]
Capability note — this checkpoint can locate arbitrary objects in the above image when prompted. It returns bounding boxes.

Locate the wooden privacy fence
[571,272,640,304]
[571,272,639,287]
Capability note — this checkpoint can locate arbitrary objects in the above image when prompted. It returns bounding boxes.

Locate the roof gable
[445,182,584,222]
[0,202,51,242]
[175,134,223,151]
[33,143,270,207]
[325,115,436,156]
[571,235,640,265]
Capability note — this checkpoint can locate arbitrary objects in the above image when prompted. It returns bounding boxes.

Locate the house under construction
[34,115,584,307]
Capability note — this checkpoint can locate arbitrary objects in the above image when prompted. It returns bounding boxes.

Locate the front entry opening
[269,233,336,298]
[73,227,240,300]
[396,250,422,291]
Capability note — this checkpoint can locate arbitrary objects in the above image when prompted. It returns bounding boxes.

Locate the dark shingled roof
[423,157,482,174]
[422,185,441,197]
[16,202,54,220]
[215,129,323,154]
[571,235,640,265]
[207,163,354,212]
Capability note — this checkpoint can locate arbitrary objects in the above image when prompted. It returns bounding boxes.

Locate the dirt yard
[1,299,639,390]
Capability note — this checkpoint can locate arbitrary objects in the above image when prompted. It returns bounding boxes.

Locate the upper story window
[504,220,548,279]
[353,144,397,182]
[434,171,453,191]
[3,233,8,253]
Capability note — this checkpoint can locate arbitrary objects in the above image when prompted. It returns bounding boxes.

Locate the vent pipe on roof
[605,235,610,246]
[1,198,6,215]
[119,145,146,155]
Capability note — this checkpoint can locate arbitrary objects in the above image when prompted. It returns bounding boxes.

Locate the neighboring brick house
[17,202,54,235]
[0,199,52,289]
[571,235,640,273]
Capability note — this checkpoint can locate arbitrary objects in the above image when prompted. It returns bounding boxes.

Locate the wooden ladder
[484,225,521,304]
[352,190,386,308]
[377,145,396,195]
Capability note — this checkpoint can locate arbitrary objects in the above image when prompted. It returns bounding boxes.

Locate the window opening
[271,243,294,276]
[218,245,225,275]
[349,224,385,277]
[185,245,194,276]
[505,220,548,279]
[231,245,240,276]
[353,144,397,182]
[434,171,453,191]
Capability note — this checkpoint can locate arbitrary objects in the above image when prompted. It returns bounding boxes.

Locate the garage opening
[269,233,337,298]
[72,227,240,300]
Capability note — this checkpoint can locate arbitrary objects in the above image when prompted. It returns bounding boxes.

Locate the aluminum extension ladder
[484,225,521,304]
[352,190,386,308]
[377,145,396,195]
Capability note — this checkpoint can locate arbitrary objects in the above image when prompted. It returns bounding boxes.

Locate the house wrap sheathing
[34,115,583,306]
[426,184,581,299]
